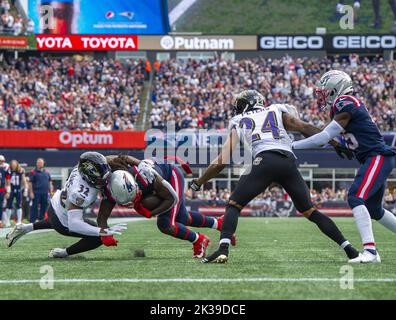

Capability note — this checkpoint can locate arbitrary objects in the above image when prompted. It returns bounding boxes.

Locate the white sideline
[169,0,198,25]
[0,278,396,284]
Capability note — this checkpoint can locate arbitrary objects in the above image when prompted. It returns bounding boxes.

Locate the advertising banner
[139,35,258,51]
[0,36,29,49]
[28,0,169,35]
[0,130,146,149]
[258,34,396,51]
[35,34,138,51]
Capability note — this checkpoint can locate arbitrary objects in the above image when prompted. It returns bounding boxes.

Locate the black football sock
[308,210,347,246]
[219,204,240,245]
[33,220,52,230]
[66,237,102,255]
[344,244,360,259]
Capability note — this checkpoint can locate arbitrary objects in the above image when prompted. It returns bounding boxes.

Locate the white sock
[16,209,22,224]
[20,223,34,232]
[340,240,350,249]
[212,219,218,230]
[5,209,11,227]
[219,238,231,245]
[378,209,396,234]
[352,205,376,249]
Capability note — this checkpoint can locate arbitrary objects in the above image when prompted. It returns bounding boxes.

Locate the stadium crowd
[151,55,395,132]
[0,0,33,35]
[0,55,394,132]
[0,57,146,130]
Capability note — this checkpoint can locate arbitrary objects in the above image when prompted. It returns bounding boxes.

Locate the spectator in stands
[150,55,395,133]
[0,57,146,130]
[29,158,52,222]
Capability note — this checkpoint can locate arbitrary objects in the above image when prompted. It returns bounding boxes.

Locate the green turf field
[0,217,395,300]
[172,0,396,34]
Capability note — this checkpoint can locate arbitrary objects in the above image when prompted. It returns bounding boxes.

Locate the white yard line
[169,0,198,25]
[0,278,395,284]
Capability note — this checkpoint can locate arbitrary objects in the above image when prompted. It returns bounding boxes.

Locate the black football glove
[333,144,354,160]
[189,179,202,191]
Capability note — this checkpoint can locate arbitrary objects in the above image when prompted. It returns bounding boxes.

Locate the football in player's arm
[97,155,178,229]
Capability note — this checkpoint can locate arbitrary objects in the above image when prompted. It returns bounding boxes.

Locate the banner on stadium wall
[28,0,169,35]
[0,36,29,49]
[258,34,396,51]
[35,34,138,50]
[139,35,258,51]
[0,130,146,149]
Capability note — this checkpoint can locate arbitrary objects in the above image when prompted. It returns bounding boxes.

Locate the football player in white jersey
[189,90,358,263]
[5,152,127,258]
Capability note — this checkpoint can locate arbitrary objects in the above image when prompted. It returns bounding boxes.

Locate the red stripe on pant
[170,168,183,236]
[362,156,383,199]
[355,156,383,199]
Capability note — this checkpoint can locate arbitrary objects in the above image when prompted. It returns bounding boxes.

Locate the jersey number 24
[239,111,280,141]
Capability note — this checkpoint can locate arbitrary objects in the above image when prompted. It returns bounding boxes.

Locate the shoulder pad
[332,95,361,114]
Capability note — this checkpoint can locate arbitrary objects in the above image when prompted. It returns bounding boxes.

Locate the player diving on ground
[5,152,127,258]
[189,89,360,263]
[97,155,235,258]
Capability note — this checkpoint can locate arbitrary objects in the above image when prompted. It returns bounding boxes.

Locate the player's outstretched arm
[284,112,354,159]
[282,112,322,137]
[190,129,238,190]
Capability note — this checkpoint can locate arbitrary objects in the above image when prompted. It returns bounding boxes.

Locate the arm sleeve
[292,120,344,149]
[67,209,101,237]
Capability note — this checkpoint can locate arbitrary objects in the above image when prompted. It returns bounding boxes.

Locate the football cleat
[348,250,381,263]
[192,233,210,259]
[5,224,28,248]
[216,215,237,246]
[202,244,229,264]
[49,248,69,258]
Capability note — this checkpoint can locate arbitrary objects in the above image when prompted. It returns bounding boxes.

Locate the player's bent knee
[227,199,244,211]
[347,193,364,209]
[156,217,174,234]
[301,207,315,218]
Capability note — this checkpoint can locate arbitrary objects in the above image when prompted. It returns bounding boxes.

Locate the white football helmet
[315,70,353,110]
[108,170,139,206]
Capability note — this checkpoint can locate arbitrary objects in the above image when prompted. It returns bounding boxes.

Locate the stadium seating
[151,55,395,132]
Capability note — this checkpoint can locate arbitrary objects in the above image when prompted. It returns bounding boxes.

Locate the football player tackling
[5,152,127,257]
[292,70,396,263]
[189,90,359,263]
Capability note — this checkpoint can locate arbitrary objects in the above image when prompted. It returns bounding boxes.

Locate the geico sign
[260,36,323,49]
[160,36,234,50]
[332,35,396,49]
[59,132,113,147]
